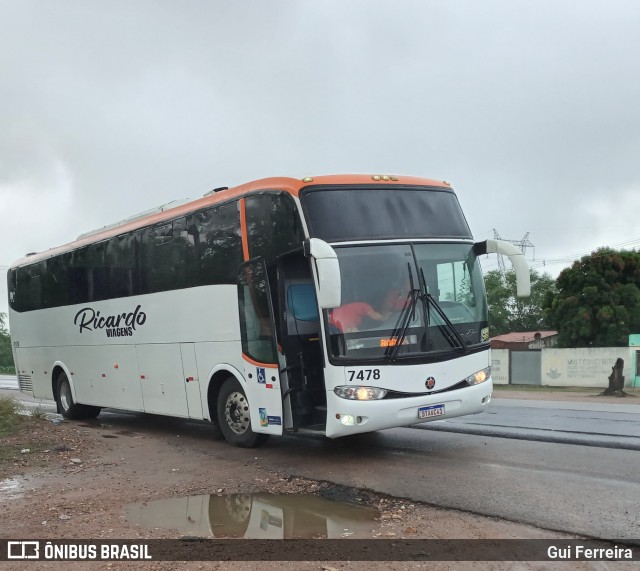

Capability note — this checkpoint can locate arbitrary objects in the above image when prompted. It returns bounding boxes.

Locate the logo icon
[259,407,268,427]
[425,377,436,390]
[8,541,40,559]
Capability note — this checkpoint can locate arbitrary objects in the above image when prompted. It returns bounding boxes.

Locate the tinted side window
[20,263,43,311]
[44,256,68,308]
[193,201,242,285]
[7,269,18,311]
[140,226,159,293]
[69,248,90,305]
[151,222,176,292]
[245,194,305,263]
[89,242,109,301]
[176,216,198,287]
[107,233,136,298]
[10,201,245,311]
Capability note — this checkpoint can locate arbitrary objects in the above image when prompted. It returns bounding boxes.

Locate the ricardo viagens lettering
[74,305,147,337]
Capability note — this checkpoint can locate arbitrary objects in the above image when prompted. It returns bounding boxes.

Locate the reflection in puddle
[125,493,379,538]
[0,477,25,500]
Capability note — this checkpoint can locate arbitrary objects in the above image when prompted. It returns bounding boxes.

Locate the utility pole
[491,229,534,274]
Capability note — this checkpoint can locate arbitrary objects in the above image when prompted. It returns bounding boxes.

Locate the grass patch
[493,384,600,393]
[30,407,49,420]
[0,396,26,437]
[0,366,16,375]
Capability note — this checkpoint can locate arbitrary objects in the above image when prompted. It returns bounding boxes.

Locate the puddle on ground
[125,493,380,538]
[0,477,26,500]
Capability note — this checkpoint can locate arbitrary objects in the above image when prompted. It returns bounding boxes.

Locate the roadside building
[491,331,558,351]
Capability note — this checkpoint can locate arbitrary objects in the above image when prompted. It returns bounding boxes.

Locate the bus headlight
[334,386,387,400]
[464,366,491,385]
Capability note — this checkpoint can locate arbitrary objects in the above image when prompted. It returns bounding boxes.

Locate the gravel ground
[1,389,636,570]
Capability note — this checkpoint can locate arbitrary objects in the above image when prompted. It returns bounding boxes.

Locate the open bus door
[237,258,283,435]
[277,252,326,432]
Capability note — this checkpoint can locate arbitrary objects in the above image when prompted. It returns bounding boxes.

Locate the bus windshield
[326,243,488,361]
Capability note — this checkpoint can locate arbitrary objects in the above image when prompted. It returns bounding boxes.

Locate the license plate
[418,404,445,419]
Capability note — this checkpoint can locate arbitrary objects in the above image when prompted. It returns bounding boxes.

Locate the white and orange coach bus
[7,174,530,447]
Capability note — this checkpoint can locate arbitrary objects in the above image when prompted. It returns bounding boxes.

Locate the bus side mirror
[474,239,531,297]
[304,238,342,309]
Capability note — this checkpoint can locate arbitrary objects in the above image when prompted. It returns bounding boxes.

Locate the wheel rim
[224,391,250,435]
[60,379,72,412]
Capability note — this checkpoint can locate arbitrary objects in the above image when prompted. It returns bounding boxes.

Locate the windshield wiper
[386,263,470,361]
[416,266,468,353]
[424,292,469,353]
[385,288,421,361]
[385,263,421,362]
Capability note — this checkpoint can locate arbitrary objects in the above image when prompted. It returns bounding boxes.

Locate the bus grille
[18,374,33,392]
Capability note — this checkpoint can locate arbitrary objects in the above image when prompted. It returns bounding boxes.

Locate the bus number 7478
[347,369,381,382]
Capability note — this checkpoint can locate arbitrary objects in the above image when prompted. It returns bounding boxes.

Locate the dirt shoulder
[492,385,640,404]
[0,393,636,570]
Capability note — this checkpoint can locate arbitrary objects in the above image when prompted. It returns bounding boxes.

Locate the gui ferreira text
[548,544,633,561]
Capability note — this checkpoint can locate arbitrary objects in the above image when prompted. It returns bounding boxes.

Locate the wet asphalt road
[0,374,19,390]
[2,375,639,541]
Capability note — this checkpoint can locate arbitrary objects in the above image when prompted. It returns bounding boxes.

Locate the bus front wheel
[217,378,269,448]
[55,372,101,420]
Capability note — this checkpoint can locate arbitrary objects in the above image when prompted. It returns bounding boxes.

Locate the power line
[528,238,640,270]
[481,236,640,274]
[491,229,535,273]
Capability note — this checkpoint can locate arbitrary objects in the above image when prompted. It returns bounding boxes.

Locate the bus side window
[20,263,43,312]
[140,226,176,294]
[194,202,242,285]
[89,241,109,302]
[69,248,90,305]
[44,256,68,308]
[173,217,197,287]
[245,194,305,263]
[150,222,177,292]
[107,233,136,299]
[8,268,18,311]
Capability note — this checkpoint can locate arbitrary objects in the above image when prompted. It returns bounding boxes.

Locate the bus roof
[10,174,451,268]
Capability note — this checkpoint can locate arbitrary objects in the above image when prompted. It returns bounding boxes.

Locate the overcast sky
[2,0,640,316]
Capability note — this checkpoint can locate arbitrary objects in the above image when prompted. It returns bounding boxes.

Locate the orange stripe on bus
[241,353,278,369]
[239,198,250,261]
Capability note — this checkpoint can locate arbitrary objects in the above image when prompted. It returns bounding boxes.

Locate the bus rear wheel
[217,378,269,448]
[55,372,101,420]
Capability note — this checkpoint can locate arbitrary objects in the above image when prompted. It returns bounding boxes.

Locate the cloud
[1,0,640,314]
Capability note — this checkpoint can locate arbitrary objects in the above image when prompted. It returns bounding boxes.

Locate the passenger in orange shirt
[381,287,409,314]
[329,302,387,333]
[329,289,411,333]
[330,275,412,333]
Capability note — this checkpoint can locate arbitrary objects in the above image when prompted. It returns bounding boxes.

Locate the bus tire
[55,372,101,420]
[217,378,269,448]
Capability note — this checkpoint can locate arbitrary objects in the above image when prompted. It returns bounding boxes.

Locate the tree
[0,313,15,374]
[484,269,556,335]
[544,248,640,347]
